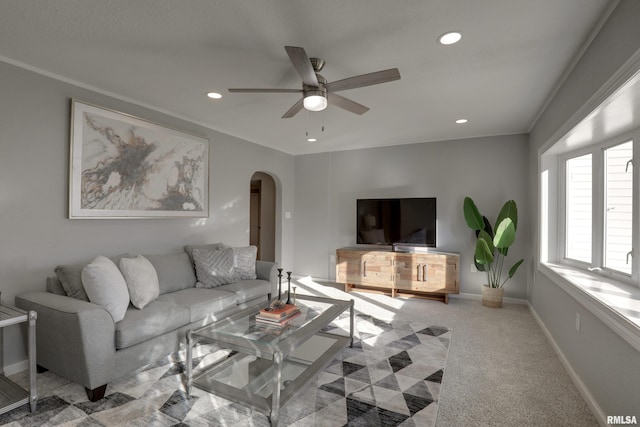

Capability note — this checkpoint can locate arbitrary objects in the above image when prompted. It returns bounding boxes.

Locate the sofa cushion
[55,253,129,301]
[144,252,197,294]
[81,255,130,322]
[115,300,190,349]
[157,288,237,322]
[216,280,270,304]
[192,247,236,287]
[232,246,258,280]
[119,255,160,309]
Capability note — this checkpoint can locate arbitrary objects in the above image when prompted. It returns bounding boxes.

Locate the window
[566,153,592,263]
[561,136,637,283]
[604,141,633,275]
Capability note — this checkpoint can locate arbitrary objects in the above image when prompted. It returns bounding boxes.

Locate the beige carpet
[294,278,598,426]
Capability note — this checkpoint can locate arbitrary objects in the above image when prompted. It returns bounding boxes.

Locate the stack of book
[256,304,300,328]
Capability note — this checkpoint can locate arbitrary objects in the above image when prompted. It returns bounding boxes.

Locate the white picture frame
[69,100,209,218]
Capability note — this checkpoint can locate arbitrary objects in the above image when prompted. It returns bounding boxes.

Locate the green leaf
[494,218,516,249]
[508,259,524,278]
[475,236,494,265]
[463,197,484,230]
[478,230,495,253]
[495,200,518,231]
[475,259,488,272]
[481,216,494,239]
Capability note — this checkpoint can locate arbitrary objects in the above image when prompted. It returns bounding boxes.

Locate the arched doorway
[250,172,276,261]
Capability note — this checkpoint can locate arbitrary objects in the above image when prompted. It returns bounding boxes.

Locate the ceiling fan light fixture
[303,92,327,111]
[303,94,327,111]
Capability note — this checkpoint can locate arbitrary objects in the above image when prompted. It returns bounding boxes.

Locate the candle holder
[286,271,292,305]
[292,286,297,305]
[277,268,283,301]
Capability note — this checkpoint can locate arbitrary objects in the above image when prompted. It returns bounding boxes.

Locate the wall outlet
[470,263,478,273]
[330,254,336,263]
[575,313,581,333]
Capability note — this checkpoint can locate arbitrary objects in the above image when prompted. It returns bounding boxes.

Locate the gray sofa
[15,246,277,401]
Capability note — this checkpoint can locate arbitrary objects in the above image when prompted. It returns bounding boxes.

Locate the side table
[0,304,37,415]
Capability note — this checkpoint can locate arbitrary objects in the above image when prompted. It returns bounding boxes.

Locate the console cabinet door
[359,252,394,287]
[395,253,458,293]
[336,250,393,287]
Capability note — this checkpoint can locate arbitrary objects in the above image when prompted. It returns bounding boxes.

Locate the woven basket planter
[482,285,504,308]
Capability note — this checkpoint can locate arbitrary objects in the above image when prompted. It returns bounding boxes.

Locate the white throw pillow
[192,247,235,288]
[232,246,257,280]
[82,255,130,322]
[119,255,160,309]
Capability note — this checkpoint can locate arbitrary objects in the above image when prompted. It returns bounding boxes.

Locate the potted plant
[463,196,524,308]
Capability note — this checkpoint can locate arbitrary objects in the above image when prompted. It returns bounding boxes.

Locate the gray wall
[0,61,295,368]
[293,134,530,299]
[529,0,640,417]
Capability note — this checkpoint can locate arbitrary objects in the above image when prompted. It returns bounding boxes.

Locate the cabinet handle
[417,264,422,281]
[423,264,428,281]
[363,260,367,277]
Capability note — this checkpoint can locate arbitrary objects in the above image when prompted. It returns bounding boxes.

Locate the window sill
[539,262,640,352]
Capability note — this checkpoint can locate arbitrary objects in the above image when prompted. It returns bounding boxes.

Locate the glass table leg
[349,300,355,348]
[186,330,193,396]
[269,351,283,426]
[28,311,37,412]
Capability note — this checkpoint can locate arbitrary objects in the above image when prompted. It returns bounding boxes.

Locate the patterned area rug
[2,313,451,426]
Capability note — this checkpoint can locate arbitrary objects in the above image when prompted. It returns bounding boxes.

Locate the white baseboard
[454,292,528,305]
[527,303,606,426]
[3,359,28,376]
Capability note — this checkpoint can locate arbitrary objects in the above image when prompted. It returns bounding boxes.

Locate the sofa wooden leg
[36,364,48,374]
[85,384,108,401]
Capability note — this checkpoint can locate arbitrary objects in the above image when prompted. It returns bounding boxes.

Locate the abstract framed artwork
[69,100,209,218]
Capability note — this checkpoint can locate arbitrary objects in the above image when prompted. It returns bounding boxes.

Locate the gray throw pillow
[184,242,228,266]
[55,253,129,301]
[82,255,130,322]
[232,246,257,280]
[192,247,235,288]
[55,263,89,301]
[119,255,159,309]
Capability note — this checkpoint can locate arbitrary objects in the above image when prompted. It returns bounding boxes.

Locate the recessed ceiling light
[438,31,462,46]
[456,118,468,124]
[307,138,317,142]
[206,92,222,99]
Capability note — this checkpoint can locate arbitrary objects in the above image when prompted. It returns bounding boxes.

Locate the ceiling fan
[228,46,401,119]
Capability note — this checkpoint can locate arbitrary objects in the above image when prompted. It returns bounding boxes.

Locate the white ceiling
[0,0,613,155]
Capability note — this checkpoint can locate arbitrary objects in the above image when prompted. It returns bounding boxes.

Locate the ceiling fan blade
[228,88,302,93]
[285,46,319,87]
[281,98,305,119]
[328,93,370,115]
[325,68,401,92]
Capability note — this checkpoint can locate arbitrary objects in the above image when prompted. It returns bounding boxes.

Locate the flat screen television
[357,198,436,247]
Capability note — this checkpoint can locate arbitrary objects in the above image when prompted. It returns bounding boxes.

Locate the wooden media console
[336,247,459,303]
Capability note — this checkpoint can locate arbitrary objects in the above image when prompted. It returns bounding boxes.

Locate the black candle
[286,271,292,304]
[277,268,283,301]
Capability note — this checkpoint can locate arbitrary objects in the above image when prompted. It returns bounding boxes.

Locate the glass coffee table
[186,294,354,426]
